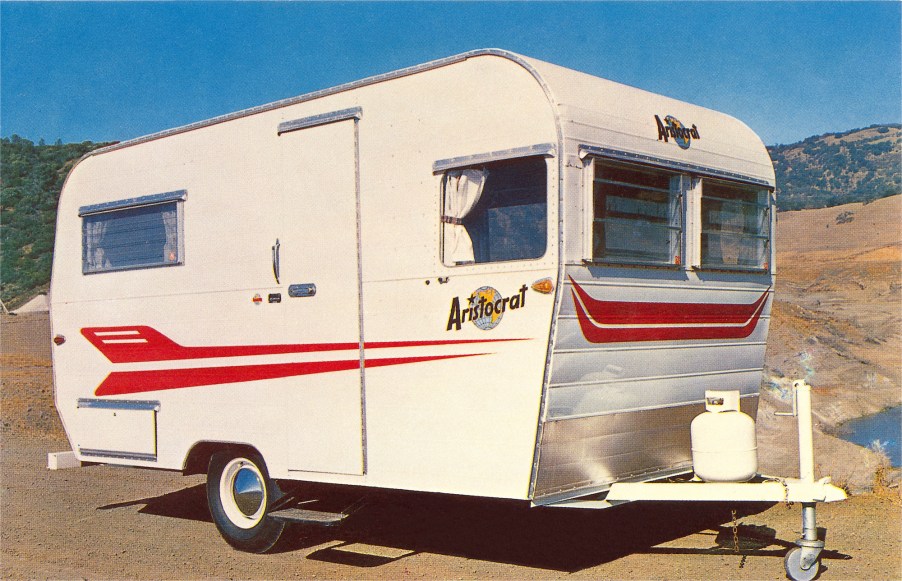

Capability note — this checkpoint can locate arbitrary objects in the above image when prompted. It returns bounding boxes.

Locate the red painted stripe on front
[93,353,483,396]
[81,326,524,364]
[569,279,770,343]
[569,277,770,325]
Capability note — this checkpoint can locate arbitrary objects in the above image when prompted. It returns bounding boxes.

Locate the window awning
[579,145,773,189]
[433,143,555,174]
[78,190,187,217]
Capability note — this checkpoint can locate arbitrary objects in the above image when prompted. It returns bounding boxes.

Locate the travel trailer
[49,49,842,579]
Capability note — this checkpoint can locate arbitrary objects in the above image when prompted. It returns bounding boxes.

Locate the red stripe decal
[570,277,769,343]
[94,354,482,396]
[81,326,523,364]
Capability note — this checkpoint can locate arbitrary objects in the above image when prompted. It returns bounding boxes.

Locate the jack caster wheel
[784,547,820,581]
[207,450,286,553]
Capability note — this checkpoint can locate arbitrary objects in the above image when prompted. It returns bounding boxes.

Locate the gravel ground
[1,434,900,580]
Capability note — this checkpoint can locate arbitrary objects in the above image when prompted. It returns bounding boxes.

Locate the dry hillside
[756,195,901,489]
[767,195,900,416]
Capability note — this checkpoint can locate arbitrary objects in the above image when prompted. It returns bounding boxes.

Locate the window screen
[443,156,547,265]
[701,181,770,270]
[592,160,682,266]
[81,195,184,274]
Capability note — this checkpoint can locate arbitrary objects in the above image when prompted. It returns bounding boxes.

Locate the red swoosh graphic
[93,354,480,396]
[82,326,523,364]
[83,326,527,397]
[569,277,770,343]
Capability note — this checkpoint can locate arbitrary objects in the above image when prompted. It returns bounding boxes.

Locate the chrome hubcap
[219,457,267,529]
[233,467,265,517]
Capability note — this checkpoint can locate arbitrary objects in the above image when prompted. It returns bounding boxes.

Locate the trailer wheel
[784,547,820,581]
[207,450,286,553]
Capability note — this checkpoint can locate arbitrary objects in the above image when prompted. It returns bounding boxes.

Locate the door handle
[288,283,316,298]
[272,238,281,284]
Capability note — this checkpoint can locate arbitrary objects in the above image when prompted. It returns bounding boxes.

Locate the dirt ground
[2,197,901,580]
[1,434,900,581]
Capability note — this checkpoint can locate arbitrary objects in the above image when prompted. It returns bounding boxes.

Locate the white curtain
[442,168,487,264]
[161,207,178,262]
[84,218,109,271]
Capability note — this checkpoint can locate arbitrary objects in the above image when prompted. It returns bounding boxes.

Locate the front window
[442,156,547,265]
[81,192,184,274]
[701,181,770,270]
[591,160,683,266]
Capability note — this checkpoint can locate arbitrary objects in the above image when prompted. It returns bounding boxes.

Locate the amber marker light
[531,278,554,294]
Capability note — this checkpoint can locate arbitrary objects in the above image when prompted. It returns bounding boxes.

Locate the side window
[592,160,683,266]
[442,156,547,265]
[81,191,185,274]
[701,181,770,270]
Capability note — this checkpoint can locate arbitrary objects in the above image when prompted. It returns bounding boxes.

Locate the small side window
[700,181,770,270]
[591,160,683,266]
[442,156,547,265]
[81,192,185,274]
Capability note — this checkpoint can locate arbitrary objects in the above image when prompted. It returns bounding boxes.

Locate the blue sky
[1,2,899,146]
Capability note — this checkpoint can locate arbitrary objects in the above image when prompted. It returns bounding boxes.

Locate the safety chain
[763,477,794,509]
[731,508,747,569]
[731,509,739,551]
[778,478,793,508]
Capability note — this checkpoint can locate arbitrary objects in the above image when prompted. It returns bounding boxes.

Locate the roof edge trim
[84,49,551,158]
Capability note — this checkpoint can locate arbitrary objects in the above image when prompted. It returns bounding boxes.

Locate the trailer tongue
[603,382,846,580]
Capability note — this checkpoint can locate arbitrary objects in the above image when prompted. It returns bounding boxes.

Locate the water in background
[839,406,901,467]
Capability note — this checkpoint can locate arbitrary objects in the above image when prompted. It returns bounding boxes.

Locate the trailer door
[277,113,364,475]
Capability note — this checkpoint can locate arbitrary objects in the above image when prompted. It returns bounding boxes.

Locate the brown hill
[757,195,901,489]
[768,195,901,404]
[768,124,901,210]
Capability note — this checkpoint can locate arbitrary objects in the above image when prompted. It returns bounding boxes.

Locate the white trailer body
[51,50,775,511]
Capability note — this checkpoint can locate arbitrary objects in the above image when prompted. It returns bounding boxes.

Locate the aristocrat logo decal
[569,277,769,343]
[446,284,528,331]
[655,115,700,150]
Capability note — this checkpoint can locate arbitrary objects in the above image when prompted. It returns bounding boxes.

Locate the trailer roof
[86,49,774,187]
[520,55,775,187]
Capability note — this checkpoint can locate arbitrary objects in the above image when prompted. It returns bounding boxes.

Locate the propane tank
[691,390,758,482]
